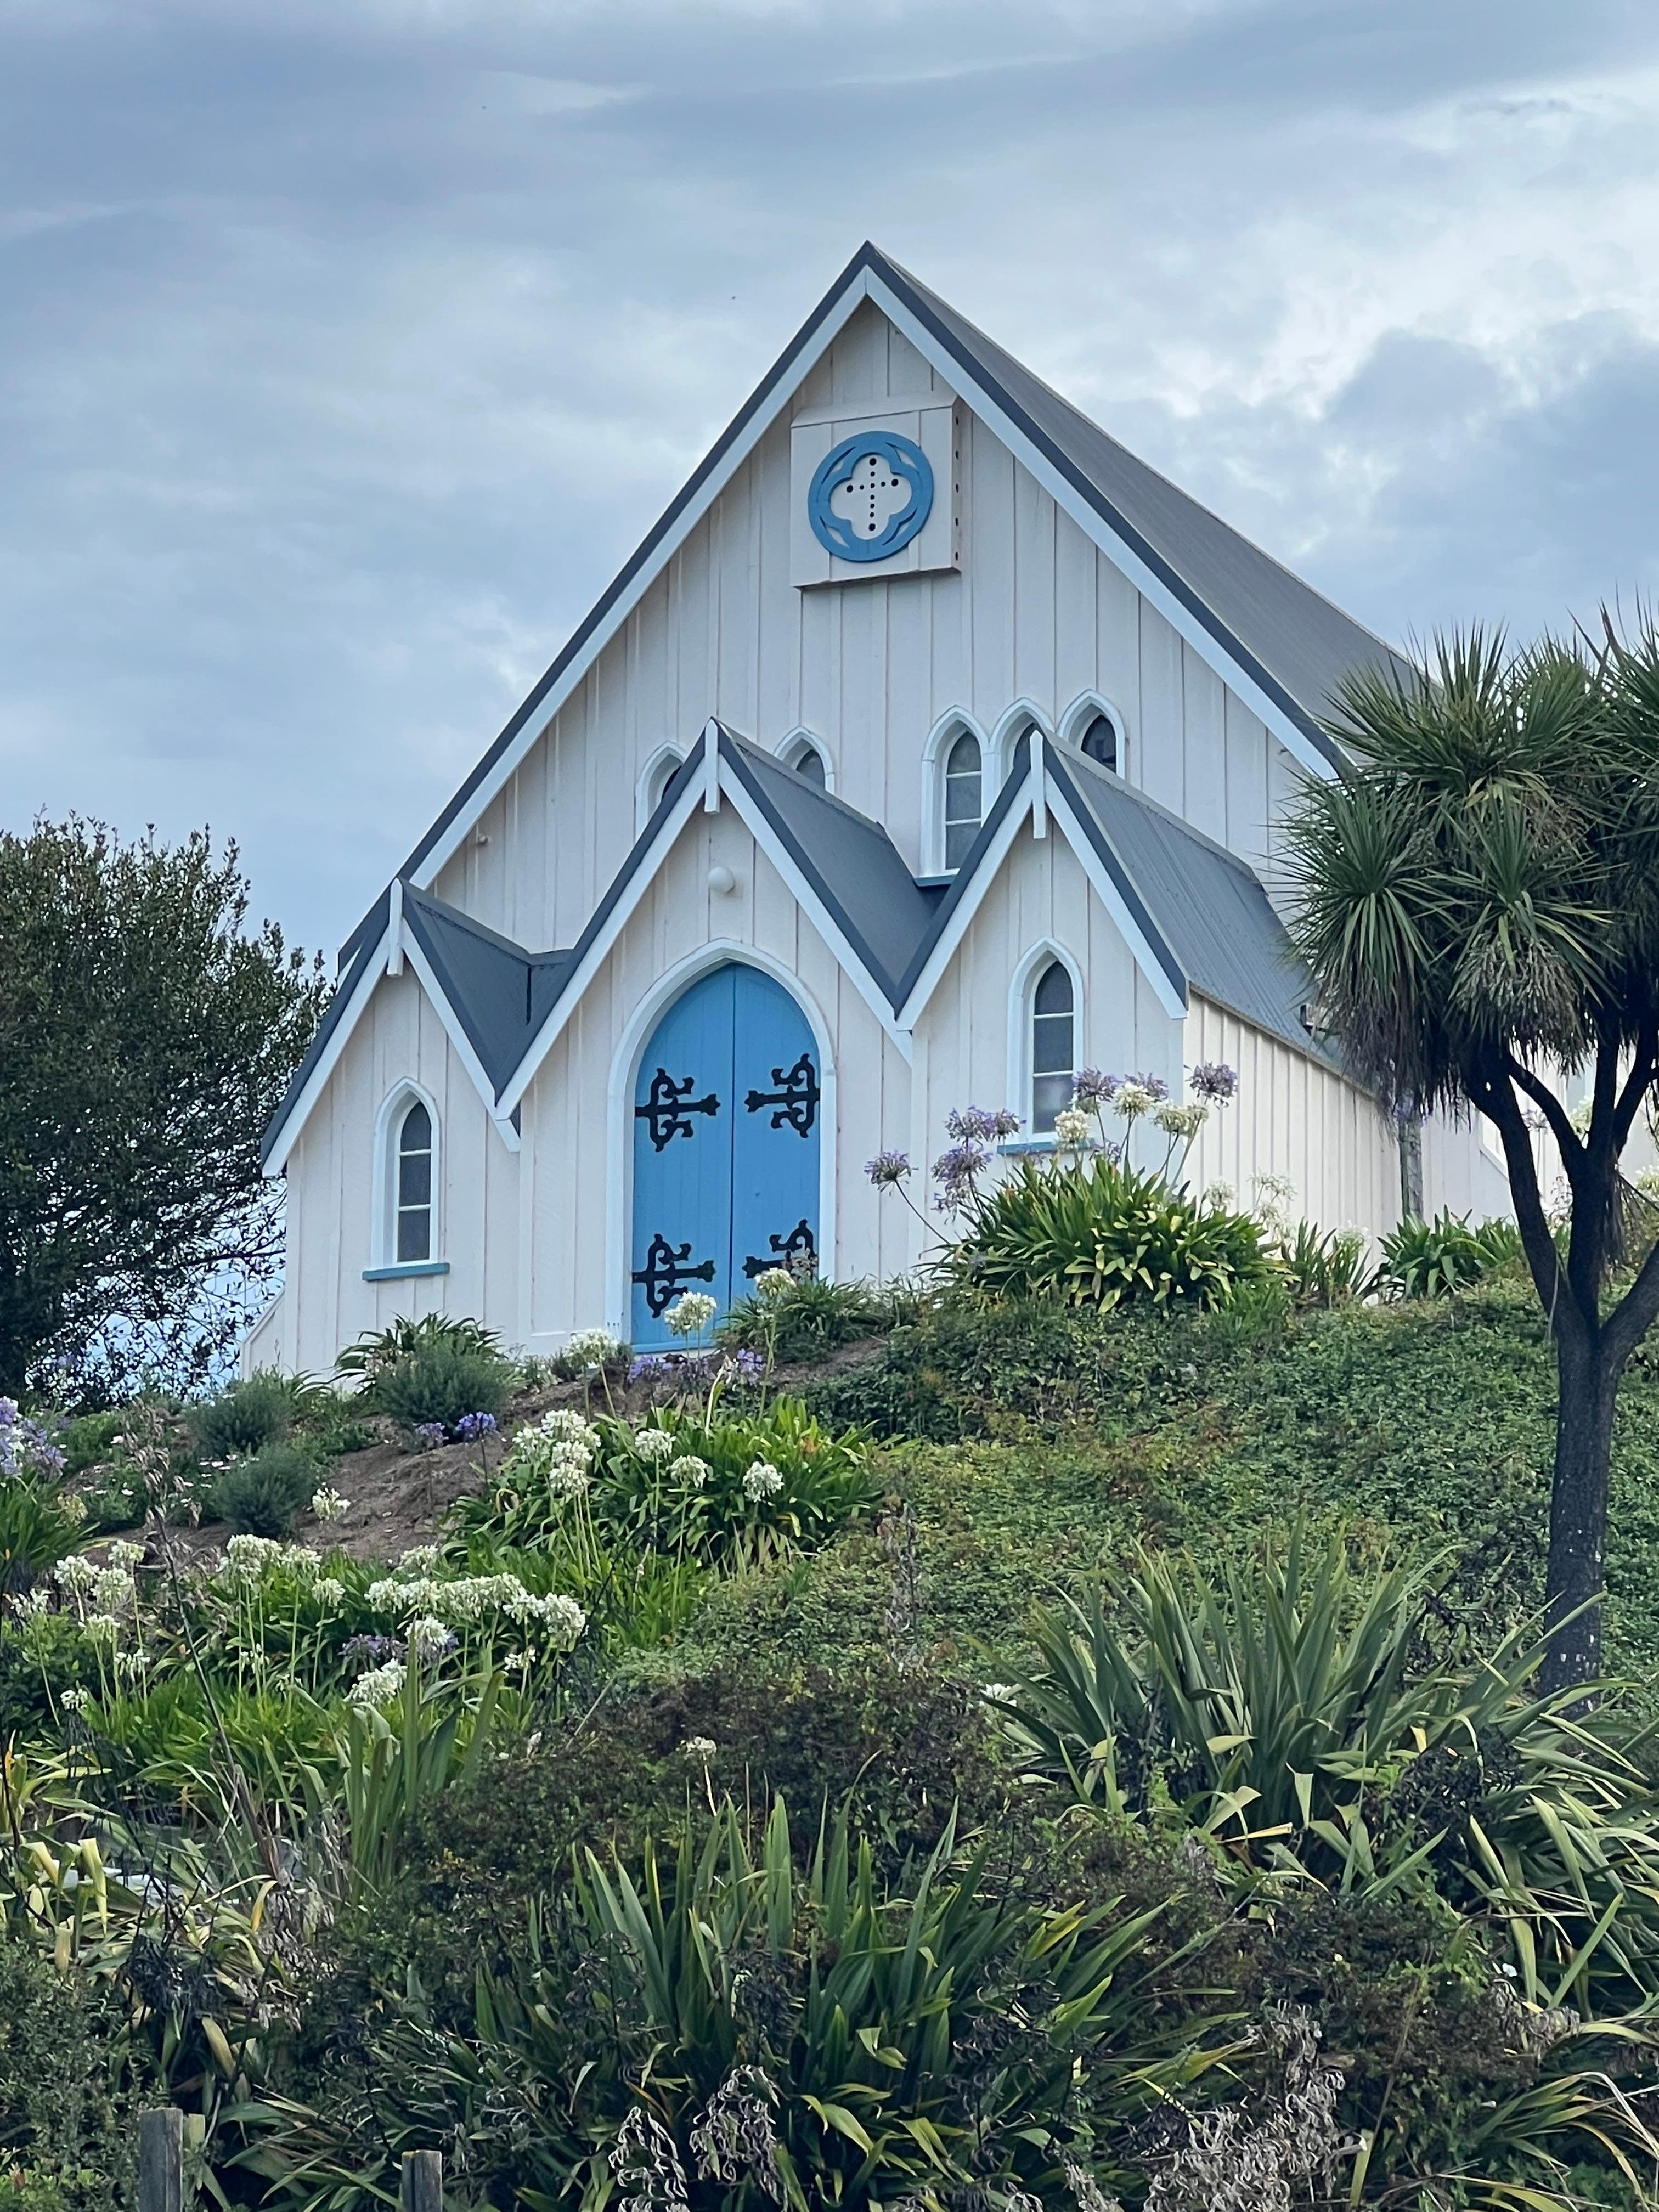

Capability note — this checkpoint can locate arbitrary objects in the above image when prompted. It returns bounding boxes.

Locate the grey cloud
[3,0,1659,953]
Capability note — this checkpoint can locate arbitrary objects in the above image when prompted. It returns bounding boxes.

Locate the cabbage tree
[1285,620,1659,1689]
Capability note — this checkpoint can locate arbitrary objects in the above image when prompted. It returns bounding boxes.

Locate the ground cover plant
[8,1240,1659,2207]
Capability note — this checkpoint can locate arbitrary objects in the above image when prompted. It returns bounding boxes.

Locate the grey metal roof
[402,886,573,1096]
[262,721,1347,1166]
[873,251,1410,767]
[337,241,1407,970]
[719,732,940,1005]
[1047,743,1339,1069]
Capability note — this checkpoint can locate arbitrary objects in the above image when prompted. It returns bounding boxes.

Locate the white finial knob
[707,864,737,895]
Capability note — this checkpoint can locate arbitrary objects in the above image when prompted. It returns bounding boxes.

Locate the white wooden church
[248,243,1508,1370]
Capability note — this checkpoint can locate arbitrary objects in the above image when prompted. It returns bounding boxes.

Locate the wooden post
[400,2149,443,2212]
[139,2108,183,2212]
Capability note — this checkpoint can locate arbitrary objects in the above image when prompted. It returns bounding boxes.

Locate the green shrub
[720,1275,887,1364]
[252,1797,1205,2212]
[450,1395,876,1589]
[1276,1219,1379,1306]
[999,1527,1659,2014]
[1380,1209,1523,1298]
[365,1342,514,1432]
[944,1155,1268,1309]
[0,1479,83,1597]
[336,1312,505,1379]
[192,1369,309,1460]
[212,1441,317,1536]
[0,1938,149,2212]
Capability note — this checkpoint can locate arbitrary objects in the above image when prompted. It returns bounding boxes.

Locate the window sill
[997,1137,1057,1155]
[362,1260,450,1283]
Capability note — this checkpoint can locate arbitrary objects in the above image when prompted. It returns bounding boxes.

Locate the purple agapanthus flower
[628,1355,670,1384]
[1132,1071,1171,1102]
[1071,1068,1119,1108]
[455,1411,498,1441]
[732,1347,766,1383]
[866,1150,912,1187]
[413,1421,448,1450]
[1189,1061,1239,1103]
[933,1139,990,1213]
[341,1633,404,1674]
[947,1105,1019,1143]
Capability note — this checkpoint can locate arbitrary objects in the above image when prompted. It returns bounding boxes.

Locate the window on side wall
[395,1098,434,1262]
[943,730,983,870]
[1030,962,1076,1133]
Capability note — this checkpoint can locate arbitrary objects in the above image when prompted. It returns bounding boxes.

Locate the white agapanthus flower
[106,1539,145,1570]
[743,1460,783,1502]
[314,1578,347,1610]
[681,1736,718,1762]
[53,1555,98,1598]
[545,1457,591,1500]
[1154,1100,1209,1141]
[633,1428,678,1462]
[398,1544,442,1573]
[666,1291,717,1339]
[348,1660,407,1711]
[565,1327,620,1370]
[540,1408,599,1445]
[1052,1107,1092,1148]
[754,1268,794,1301]
[60,1685,91,1713]
[92,1566,136,1616]
[311,1486,349,1523]
[1110,1080,1157,1120]
[83,1612,123,1646]
[408,1614,454,1657]
[670,1454,710,1489]
[224,1533,285,1581]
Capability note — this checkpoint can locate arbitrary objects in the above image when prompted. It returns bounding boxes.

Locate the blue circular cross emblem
[807,431,934,563]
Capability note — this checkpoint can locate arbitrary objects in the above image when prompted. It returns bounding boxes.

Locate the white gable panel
[434,307,1296,968]
[517,810,918,1348]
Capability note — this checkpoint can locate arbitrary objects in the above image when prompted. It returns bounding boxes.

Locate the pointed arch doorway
[629,962,822,1348]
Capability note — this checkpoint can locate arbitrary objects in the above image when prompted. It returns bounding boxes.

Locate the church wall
[269,968,522,1376]
[516,805,916,1348]
[1183,997,1399,1240]
[913,823,1181,1137]
[428,300,1301,966]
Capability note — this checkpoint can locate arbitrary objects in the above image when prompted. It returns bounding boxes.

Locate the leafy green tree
[1286,623,1659,1689]
[0,817,325,1400]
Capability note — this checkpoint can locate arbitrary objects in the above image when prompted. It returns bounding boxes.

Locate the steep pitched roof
[265,718,1349,1172]
[718,735,941,1006]
[1046,747,1339,1067]
[336,241,1406,966]
[400,887,573,1096]
[871,252,1412,769]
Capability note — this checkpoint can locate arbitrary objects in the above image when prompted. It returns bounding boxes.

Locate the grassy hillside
[645,1272,1659,1681]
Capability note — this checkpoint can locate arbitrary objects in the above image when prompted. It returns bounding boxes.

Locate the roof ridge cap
[873,249,1408,676]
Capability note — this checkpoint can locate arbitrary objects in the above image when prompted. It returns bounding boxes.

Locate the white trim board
[263,926,393,1177]
[409,277,876,890]
[497,746,915,1115]
[402,253,1339,897]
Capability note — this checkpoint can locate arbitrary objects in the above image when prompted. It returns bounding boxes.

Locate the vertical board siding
[1184,996,1397,1239]
[427,298,1286,945]
[276,967,522,1375]
[520,815,912,1346]
[277,298,1403,1365]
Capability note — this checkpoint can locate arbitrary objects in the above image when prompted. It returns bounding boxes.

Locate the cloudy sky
[5,0,1658,958]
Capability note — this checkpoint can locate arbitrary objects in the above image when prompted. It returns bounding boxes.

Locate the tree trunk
[1543,1329,1621,1691]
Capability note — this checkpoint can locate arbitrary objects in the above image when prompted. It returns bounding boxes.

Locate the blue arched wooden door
[630,964,822,1348]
